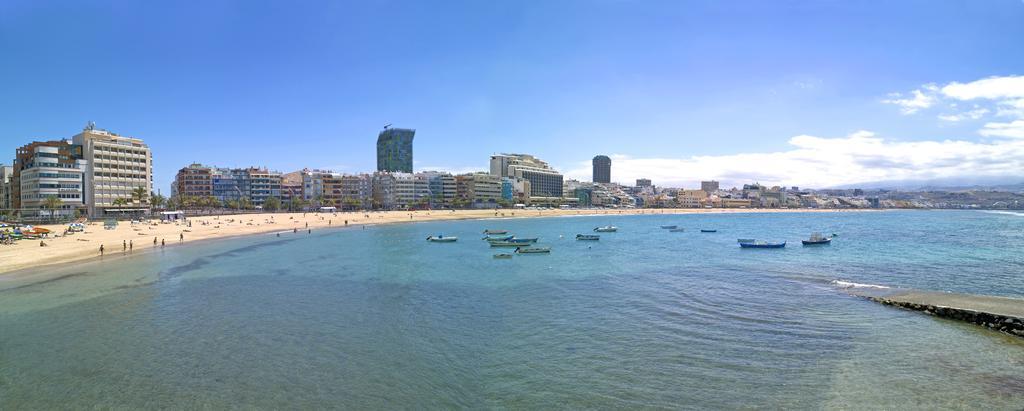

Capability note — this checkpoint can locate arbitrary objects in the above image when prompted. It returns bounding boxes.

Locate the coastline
[0,207,874,281]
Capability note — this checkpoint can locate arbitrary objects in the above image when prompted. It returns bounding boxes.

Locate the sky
[1,0,1024,192]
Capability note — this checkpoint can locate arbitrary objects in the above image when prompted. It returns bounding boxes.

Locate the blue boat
[483,235,514,241]
[701,229,717,233]
[802,233,832,245]
[739,241,786,249]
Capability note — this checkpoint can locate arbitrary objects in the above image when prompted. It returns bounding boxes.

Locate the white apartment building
[72,124,153,217]
[0,164,12,211]
[16,145,87,218]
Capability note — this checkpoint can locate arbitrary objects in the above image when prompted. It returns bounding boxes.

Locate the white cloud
[886,75,1024,138]
[940,75,1024,100]
[562,131,1024,189]
[979,120,1024,139]
[882,84,938,114]
[938,107,989,122]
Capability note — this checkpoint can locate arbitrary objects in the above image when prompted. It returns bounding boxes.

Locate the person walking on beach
[129,240,133,251]
[123,240,127,252]
[100,244,104,256]
[161,239,165,247]
[180,233,184,242]
[154,237,157,246]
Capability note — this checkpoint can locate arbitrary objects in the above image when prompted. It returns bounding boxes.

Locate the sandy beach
[0,207,869,280]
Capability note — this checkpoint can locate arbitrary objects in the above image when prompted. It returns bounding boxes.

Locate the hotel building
[489,153,563,199]
[72,124,153,217]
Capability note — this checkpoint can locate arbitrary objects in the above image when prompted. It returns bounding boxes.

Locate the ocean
[1,210,1023,409]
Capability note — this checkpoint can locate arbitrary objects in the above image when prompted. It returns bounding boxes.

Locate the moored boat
[515,246,551,254]
[669,228,685,232]
[426,235,458,242]
[739,241,786,249]
[737,238,755,243]
[483,229,508,235]
[490,241,524,247]
[802,232,832,246]
[482,235,514,241]
[493,253,513,259]
[508,237,538,244]
[594,226,618,232]
[700,229,717,233]
[660,225,678,229]
[576,234,600,241]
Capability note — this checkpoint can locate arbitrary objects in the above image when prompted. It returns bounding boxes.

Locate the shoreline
[0,207,876,282]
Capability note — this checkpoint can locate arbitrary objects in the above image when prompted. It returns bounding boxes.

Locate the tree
[131,186,149,205]
[263,196,281,212]
[42,195,62,221]
[239,197,253,210]
[288,196,307,212]
[151,193,167,210]
[112,198,128,208]
[497,198,512,208]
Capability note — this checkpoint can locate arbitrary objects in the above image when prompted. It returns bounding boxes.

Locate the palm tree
[263,196,281,212]
[42,195,62,221]
[151,194,167,210]
[131,186,149,205]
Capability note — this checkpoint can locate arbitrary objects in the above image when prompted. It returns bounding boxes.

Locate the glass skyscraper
[376,127,415,173]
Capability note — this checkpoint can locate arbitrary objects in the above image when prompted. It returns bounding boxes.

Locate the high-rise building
[376,127,414,173]
[489,153,563,198]
[12,140,87,218]
[592,155,611,183]
[701,180,720,193]
[173,163,214,199]
[0,164,12,211]
[72,124,153,217]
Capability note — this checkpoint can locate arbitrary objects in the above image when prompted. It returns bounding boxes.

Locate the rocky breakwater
[856,290,1024,338]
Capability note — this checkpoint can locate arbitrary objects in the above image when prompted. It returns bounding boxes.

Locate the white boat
[426,236,458,242]
[515,246,551,254]
[593,226,618,232]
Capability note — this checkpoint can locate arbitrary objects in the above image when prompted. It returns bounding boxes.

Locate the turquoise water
[2,210,1023,409]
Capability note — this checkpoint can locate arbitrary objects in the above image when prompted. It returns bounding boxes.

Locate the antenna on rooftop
[383,123,392,129]
[85,121,95,131]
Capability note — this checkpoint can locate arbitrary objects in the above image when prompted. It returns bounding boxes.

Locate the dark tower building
[376,127,415,173]
[592,155,611,183]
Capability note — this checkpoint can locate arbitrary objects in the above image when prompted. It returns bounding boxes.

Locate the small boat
[483,229,508,235]
[576,234,600,241]
[490,241,525,247]
[802,232,832,246]
[737,238,756,243]
[660,225,678,229]
[669,228,686,232]
[594,226,618,232]
[700,229,717,233]
[493,253,513,259]
[426,236,458,242]
[515,246,551,254]
[508,237,538,244]
[482,235,514,241]
[740,241,786,249]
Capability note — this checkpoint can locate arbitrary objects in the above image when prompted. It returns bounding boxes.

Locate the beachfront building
[456,172,502,208]
[418,171,456,208]
[173,163,214,199]
[592,155,611,184]
[489,153,563,201]
[701,180,719,194]
[72,124,153,217]
[12,141,87,218]
[320,173,371,210]
[0,164,12,211]
[247,168,282,207]
[211,168,250,205]
[677,189,708,208]
[376,127,414,173]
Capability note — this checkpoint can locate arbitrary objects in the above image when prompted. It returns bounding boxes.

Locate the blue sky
[2,0,1024,191]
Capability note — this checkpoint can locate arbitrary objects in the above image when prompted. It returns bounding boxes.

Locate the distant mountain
[829,177,1024,192]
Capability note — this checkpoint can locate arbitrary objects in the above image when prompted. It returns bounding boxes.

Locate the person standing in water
[180,233,184,242]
